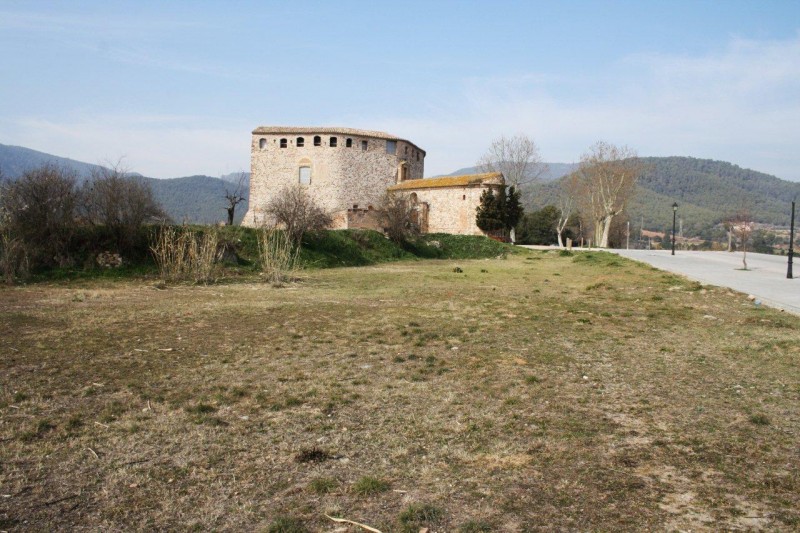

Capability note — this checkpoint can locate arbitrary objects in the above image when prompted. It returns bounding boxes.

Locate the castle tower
[243,126,426,228]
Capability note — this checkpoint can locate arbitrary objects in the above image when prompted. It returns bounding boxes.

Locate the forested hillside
[0,143,102,182]
[526,156,800,236]
[142,175,249,225]
[0,144,248,224]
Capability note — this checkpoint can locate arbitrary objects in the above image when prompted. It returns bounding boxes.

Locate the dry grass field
[1,251,798,531]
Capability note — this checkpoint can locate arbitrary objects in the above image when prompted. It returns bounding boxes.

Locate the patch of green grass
[185,402,217,415]
[572,252,623,267]
[12,391,29,402]
[309,477,338,494]
[398,503,445,531]
[353,476,390,496]
[267,516,308,533]
[749,414,771,426]
[460,519,493,532]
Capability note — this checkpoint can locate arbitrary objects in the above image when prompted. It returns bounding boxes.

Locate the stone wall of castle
[243,128,425,227]
[406,185,500,235]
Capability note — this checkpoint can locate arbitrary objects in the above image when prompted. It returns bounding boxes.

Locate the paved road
[609,249,800,314]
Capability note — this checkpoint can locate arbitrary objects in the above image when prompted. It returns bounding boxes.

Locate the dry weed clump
[150,225,220,283]
[0,224,29,283]
[257,225,299,286]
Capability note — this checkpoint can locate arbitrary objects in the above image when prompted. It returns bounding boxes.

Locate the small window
[416,151,420,161]
[361,140,368,151]
[280,138,287,148]
[314,135,321,146]
[405,146,408,155]
[346,138,353,147]
[353,204,358,209]
[259,138,266,149]
[462,195,466,200]
[299,166,311,185]
[296,137,305,147]
[329,137,337,147]
[386,140,397,155]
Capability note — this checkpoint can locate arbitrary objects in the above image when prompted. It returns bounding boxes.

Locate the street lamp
[789,197,796,279]
[672,202,678,255]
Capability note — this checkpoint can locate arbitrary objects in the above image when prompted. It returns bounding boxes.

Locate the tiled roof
[251,126,425,154]
[387,172,504,191]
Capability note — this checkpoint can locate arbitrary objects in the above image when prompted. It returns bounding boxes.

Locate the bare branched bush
[0,165,78,267]
[265,185,332,245]
[380,192,419,242]
[257,225,300,286]
[80,163,168,250]
[150,226,220,283]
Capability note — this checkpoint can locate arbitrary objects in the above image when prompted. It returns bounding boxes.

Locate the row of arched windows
[258,136,421,160]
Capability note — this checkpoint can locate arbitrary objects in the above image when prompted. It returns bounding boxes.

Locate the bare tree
[721,217,735,252]
[730,209,754,270]
[0,165,78,267]
[265,185,332,245]
[477,134,547,189]
[380,192,419,243]
[224,172,248,225]
[572,141,643,248]
[555,187,575,248]
[80,163,167,249]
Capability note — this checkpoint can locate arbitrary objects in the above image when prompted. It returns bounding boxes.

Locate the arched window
[299,166,311,185]
[329,137,338,147]
[398,162,408,182]
[296,137,305,147]
[280,138,287,148]
[259,138,266,149]
[346,138,353,147]
[313,135,321,146]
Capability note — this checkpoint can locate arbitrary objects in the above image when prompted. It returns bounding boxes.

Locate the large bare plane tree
[477,134,547,190]
[478,134,546,242]
[571,141,643,248]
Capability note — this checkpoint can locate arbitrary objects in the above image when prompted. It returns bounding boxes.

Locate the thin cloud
[369,33,800,180]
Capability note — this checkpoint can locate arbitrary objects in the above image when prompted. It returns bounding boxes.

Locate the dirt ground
[1,251,798,531]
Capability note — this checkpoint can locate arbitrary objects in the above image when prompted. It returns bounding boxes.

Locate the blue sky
[1,0,799,180]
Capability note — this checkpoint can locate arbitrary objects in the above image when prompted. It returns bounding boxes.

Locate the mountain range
[2,143,798,234]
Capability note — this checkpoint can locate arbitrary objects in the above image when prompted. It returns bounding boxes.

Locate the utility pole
[672,203,678,255]
[789,198,796,279]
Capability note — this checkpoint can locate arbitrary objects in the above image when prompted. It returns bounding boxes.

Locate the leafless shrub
[380,192,419,242]
[265,185,331,245]
[257,225,299,286]
[0,165,78,267]
[150,226,220,283]
[80,163,168,249]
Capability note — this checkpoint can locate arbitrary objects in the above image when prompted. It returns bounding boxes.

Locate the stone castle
[242,126,504,235]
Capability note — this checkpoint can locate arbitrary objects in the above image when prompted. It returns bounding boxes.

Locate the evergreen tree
[504,186,523,229]
[476,186,525,236]
[476,189,505,232]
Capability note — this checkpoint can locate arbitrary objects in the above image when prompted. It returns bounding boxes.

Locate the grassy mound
[22,226,515,282]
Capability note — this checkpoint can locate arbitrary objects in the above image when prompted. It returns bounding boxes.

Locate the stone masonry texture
[243,127,425,227]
